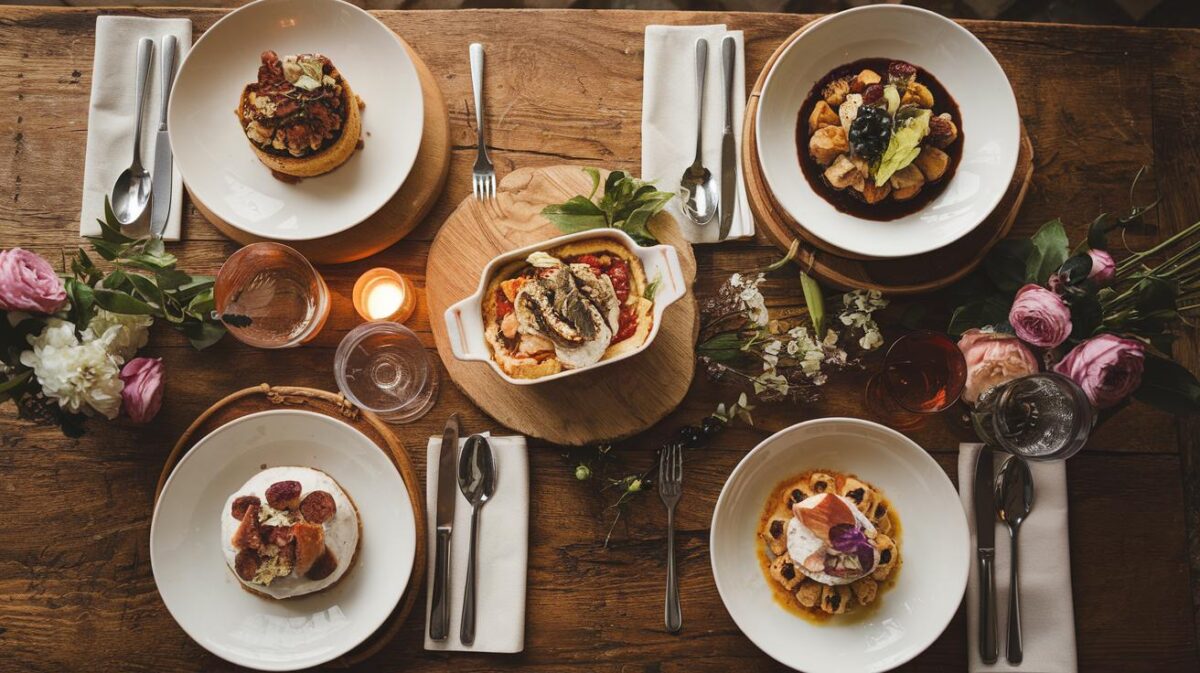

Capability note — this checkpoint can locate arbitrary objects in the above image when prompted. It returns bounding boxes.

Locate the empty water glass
[334,321,439,423]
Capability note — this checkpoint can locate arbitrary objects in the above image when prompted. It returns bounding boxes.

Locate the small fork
[658,442,684,633]
[469,43,496,200]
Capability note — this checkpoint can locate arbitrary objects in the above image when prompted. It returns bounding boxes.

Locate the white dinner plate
[151,410,416,671]
[756,5,1020,258]
[168,0,423,241]
[710,418,969,673]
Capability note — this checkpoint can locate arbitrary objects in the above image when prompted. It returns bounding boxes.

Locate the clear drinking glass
[214,242,331,349]
[865,331,968,430]
[334,321,439,423]
[971,372,1095,461]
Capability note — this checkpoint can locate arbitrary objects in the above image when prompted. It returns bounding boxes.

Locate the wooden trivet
[742,25,1034,293]
[155,384,426,668]
[193,38,451,264]
[426,166,699,447]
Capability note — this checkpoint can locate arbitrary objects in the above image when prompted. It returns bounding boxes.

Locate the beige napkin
[424,433,528,653]
[81,16,192,241]
[642,25,754,244]
[958,443,1078,673]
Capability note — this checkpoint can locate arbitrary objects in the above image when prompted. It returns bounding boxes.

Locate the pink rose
[1087,249,1116,286]
[958,329,1040,405]
[1009,284,1072,348]
[0,248,67,314]
[120,357,165,424]
[1053,334,1144,409]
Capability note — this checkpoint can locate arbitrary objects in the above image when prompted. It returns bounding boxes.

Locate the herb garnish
[540,168,674,245]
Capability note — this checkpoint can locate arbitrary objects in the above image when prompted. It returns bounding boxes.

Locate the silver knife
[150,35,177,240]
[429,413,460,641]
[718,35,737,241]
[974,446,999,664]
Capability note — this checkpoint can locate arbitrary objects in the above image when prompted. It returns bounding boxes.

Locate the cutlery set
[975,448,1035,665]
[679,35,737,241]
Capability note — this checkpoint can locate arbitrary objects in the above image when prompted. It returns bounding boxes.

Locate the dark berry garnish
[701,415,724,437]
[677,425,704,448]
[862,83,884,105]
[849,106,892,163]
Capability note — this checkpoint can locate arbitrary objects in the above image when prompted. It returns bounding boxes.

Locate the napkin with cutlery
[424,433,529,653]
[958,443,1078,673]
[81,16,191,241]
[642,25,754,244]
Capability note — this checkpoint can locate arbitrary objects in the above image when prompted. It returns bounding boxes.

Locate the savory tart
[758,469,901,619]
[222,466,360,599]
[236,51,363,178]
[481,238,654,380]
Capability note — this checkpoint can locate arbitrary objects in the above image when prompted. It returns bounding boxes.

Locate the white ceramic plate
[756,5,1019,258]
[168,0,423,241]
[151,410,416,671]
[710,418,969,673]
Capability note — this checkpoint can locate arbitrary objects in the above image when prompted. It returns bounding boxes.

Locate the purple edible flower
[828,523,876,574]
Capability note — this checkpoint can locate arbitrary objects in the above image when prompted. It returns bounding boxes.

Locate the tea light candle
[353,268,416,323]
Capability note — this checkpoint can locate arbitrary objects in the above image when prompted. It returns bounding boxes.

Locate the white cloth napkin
[642,25,754,244]
[81,16,192,241]
[424,433,528,653]
[958,443,1078,673]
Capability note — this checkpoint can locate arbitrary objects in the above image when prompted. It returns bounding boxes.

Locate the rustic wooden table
[1,7,1198,672]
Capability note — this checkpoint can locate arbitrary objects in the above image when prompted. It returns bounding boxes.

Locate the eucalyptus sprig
[540,168,675,245]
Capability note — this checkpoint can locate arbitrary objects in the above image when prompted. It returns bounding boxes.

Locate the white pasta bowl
[756,5,1020,258]
[444,228,687,385]
[710,418,969,673]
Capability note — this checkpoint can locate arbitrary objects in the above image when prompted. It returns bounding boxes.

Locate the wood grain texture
[0,7,1197,673]
[426,165,698,445]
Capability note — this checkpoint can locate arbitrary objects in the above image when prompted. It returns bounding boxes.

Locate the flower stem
[1116,220,1200,273]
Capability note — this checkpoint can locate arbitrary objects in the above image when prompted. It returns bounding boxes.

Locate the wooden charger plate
[154,384,426,668]
[193,39,451,264]
[426,165,699,447]
[743,25,1034,293]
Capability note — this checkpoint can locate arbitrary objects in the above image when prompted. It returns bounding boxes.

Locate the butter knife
[429,413,460,641]
[149,35,177,240]
[974,446,999,664]
[718,35,737,241]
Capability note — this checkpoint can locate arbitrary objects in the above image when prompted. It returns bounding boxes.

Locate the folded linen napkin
[958,443,1078,673]
[642,25,754,244]
[424,433,528,653]
[81,16,192,241]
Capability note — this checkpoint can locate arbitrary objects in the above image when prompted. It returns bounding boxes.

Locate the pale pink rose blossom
[0,248,67,314]
[1009,284,1072,348]
[120,357,165,424]
[957,329,1040,405]
[1087,249,1116,286]
[1053,334,1144,409]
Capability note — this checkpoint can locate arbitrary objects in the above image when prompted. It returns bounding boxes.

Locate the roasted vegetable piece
[824,154,865,191]
[822,78,850,107]
[914,146,950,181]
[808,100,840,134]
[889,164,926,200]
[809,125,849,166]
[902,82,935,108]
[927,113,958,148]
[861,180,892,204]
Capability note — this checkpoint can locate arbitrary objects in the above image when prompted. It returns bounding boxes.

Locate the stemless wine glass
[864,330,968,430]
[334,321,439,424]
[971,372,1095,461]
[214,242,331,349]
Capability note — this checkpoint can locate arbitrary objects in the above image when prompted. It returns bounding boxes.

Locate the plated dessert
[237,51,364,179]
[481,238,654,380]
[758,468,900,619]
[798,58,961,220]
[222,466,360,599]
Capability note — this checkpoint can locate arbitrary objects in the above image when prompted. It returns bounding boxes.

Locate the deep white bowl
[710,418,969,673]
[444,228,687,385]
[756,5,1020,258]
[168,0,423,241]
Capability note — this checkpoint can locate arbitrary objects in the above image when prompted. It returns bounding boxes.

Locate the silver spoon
[679,38,717,226]
[110,37,155,228]
[457,434,496,646]
[995,454,1034,665]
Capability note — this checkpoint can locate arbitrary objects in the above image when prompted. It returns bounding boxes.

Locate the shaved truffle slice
[234,549,260,581]
[265,480,302,510]
[232,502,263,551]
[299,490,337,524]
[292,522,326,576]
[305,548,339,581]
[231,495,260,520]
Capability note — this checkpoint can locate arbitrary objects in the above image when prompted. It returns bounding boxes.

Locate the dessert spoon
[679,38,717,226]
[995,454,1033,665]
[110,38,155,228]
[457,434,496,645]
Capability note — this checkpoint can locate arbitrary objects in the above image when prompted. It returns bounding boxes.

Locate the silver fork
[658,443,683,633]
[469,42,496,200]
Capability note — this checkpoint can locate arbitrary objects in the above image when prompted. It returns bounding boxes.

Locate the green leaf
[124,273,164,305]
[985,239,1032,294]
[1087,212,1120,251]
[1133,276,1178,315]
[92,288,157,315]
[541,196,607,233]
[182,320,227,350]
[644,275,661,302]
[100,198,136,243]
[948,295,1012,335]
[63,278,96,331]
[1024,219,1070,286]
[800,271,825,336]
[89,238,126,262]
[1134,355,1200,414]
[186,288,216,317]
[698,332,749,363]
[0,369,33,403]
[583,167,601,200]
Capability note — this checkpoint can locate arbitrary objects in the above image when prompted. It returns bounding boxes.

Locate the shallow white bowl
[168,0,423,241]
[756,5,1019,258]
[710,418,968,673]
[151,410,416,671]
[444,228,687,385]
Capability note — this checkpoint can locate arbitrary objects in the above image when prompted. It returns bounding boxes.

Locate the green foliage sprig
[540,168,675,245]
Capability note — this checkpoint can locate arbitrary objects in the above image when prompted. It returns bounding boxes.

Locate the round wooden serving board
[154,384,426,669]
[194,38,451,264]
[743,24,1034,294]
[426,165,699,447]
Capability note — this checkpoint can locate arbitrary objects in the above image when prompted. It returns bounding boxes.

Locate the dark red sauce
[795,58,964,221]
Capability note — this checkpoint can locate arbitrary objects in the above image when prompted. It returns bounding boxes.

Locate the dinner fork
[469,42,496,200]
[658,443,683,633]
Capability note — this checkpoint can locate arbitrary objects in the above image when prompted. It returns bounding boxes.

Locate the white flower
[85,309,153,362]
[753,372,789,396]
[19,319,123,419]
[859,328,884,351]
[762,340,782,368]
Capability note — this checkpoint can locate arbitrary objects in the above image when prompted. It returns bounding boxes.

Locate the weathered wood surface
[0,7,1197,672]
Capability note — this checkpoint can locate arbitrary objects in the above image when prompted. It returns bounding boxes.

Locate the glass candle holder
[214,242,331,349]
[352,268,416,323]
[334,321,438,424]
